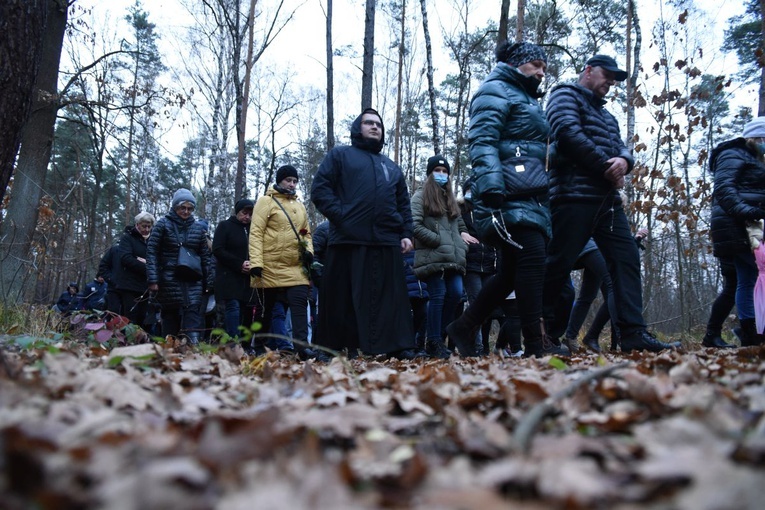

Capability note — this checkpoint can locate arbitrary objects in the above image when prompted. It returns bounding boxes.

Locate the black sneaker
[524,336,569,358]
[425,340,452,359]
[390,348,428,360]
[701,334,735,349]
[621,330,681,353]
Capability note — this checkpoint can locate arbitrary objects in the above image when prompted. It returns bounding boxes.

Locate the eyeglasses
[361,119,382,128]
[491,212,523,249]
[176,206,195,212]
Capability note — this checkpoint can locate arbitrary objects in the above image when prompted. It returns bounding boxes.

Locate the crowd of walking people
[58,41,765,359]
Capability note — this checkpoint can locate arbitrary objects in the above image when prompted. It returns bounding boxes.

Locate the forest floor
[1,329,764,510]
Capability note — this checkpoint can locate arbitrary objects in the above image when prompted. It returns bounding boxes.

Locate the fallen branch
[512,361,630,454]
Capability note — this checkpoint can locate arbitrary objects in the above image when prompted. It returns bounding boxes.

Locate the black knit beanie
[426,155,450,175]
[275,165,298,183]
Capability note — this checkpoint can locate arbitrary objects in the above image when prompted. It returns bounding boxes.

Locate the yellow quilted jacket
[249,188,313,288]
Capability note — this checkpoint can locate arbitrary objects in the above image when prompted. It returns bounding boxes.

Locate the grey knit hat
[171,188,196,209]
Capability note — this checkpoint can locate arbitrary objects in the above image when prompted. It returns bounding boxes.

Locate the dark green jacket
[411,189,468,280]
[467,63,552,242]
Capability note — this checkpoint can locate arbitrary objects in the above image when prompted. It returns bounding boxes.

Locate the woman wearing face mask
[446,41,567,358]
[411,155,479,358]
[710,117,765,347]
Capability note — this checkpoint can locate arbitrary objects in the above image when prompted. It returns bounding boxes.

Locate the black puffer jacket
[311,112,413,247]
[146,212,213,308]
[546,82,634,205]
[212,216,253,302]
[710,138,765,257]
[115,226,149,293]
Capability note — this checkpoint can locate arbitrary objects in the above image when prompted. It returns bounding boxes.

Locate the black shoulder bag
[170,221,203,281]
[271,197,314,279]
[500,144,550,199]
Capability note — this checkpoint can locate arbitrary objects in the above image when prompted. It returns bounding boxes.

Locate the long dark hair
[421,174,461,219]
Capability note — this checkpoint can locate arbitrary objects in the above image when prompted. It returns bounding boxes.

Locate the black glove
[250,267,263,278]
[481,192,504,209]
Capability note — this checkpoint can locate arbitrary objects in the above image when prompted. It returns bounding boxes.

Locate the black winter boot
[701,329,735,348]
[739,318,764,347]
[522,319,568,358]
[445,318,479,357]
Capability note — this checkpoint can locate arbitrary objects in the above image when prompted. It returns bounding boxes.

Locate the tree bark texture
[236,0,257,199]
[361,0,376,110]
[515,0,525,42]
[498,0,510,47]
[394,0,405,164]
[0,0,48,208]
[0,0,68,303]
[326,0,335,149]
[419,0,440,155]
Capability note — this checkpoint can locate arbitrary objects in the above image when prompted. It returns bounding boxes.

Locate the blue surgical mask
[433,173,449,186]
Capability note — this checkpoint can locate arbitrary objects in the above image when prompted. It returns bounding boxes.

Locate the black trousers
[461,226,547,333]
[544,200,646,339]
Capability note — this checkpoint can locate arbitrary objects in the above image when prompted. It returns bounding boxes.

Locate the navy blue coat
[546,82,634,205]
[146,212,213,308]
[311,113,413,247]
[710,138,765,257]
[403,251,428,299]
[312,220,330,264]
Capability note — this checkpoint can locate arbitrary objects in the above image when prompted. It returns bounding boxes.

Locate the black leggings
[462,226,546,332]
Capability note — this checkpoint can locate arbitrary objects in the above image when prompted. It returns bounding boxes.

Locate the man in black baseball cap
[540,53,680,354]
[585,54,628,82]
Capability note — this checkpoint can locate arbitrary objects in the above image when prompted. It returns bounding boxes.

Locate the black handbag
[501,146,549,199]
[171,222,203,281]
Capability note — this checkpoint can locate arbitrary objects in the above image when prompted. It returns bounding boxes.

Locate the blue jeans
[425,270,464,343]
[733,251,757,320]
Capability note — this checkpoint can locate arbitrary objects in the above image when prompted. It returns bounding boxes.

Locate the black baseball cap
[585,55,628,81]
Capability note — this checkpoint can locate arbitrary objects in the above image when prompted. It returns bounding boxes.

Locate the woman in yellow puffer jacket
[249,165,313,353]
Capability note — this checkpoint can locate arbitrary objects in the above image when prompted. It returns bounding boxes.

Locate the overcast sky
[72,0,748,159]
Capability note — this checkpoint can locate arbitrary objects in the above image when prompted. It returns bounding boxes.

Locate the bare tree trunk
[361,0,376,110]
[0,0,67,304]
[498,0,511,46]
[394,0,406,164]
[0,0,47,208]
[625,0,641,150]
[515,0,526,42]
[419,0,440,154]
[325,0,335,149]
[236,0,257,199]
[760,0,765,116]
